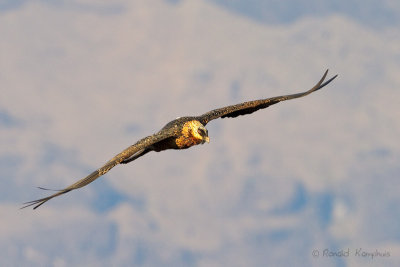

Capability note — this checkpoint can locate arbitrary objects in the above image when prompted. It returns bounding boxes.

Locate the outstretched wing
[197,69,337,125]
[22,129,176,209]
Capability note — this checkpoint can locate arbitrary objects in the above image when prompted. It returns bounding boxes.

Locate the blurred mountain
[1,0,399,266]
[208,0,400,28]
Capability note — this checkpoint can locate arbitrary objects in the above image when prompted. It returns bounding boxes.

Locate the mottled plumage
[23,70,337,209]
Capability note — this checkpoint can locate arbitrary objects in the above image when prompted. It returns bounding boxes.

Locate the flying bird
[23,70,337,209]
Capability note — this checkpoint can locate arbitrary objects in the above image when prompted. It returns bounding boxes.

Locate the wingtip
[324,69,339,81]
[37,186,62,192]
[20,201,35,210]
[322,69,329,80]
[20,199,47,210]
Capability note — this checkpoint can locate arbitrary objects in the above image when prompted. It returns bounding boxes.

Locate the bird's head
[186,120,209,145]
[195,124,210,144]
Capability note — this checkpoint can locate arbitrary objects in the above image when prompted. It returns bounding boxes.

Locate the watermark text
[312,248,390,260]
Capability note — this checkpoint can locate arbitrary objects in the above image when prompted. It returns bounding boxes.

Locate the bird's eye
[197,128,205,136]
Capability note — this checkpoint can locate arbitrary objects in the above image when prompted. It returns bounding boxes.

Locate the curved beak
[204,136,210,143]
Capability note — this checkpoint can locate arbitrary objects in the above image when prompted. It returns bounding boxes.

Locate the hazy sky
[1,0,399,266]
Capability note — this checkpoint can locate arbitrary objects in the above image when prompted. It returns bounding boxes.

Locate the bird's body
[23,70,337,209]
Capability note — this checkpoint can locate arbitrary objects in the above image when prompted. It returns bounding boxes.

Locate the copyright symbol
[312,250,319,258]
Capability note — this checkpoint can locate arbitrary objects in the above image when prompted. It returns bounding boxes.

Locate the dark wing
[22,128,176,209]
[197,69,337,125]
